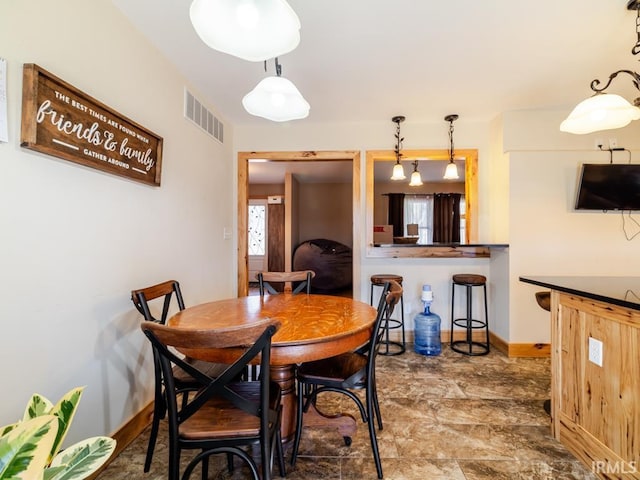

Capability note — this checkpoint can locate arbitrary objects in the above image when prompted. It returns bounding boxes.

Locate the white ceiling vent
[184,89,224,144]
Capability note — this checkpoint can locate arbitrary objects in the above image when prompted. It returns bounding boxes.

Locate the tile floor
[97,345,597,480]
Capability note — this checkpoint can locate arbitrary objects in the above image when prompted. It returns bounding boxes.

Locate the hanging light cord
[448,120,455,162]
[445,114,458,162]
[394,118,404,163]
[263,57,282,76]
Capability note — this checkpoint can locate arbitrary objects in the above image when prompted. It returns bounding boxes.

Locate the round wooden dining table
[168,293,378,441]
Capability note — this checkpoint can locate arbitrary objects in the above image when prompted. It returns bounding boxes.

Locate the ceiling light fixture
[409,160,423,186]
[189,0,301,62]
[560,1,640,134]
[443,114,460,180]
[390,116,406,180]
[242,58,310,122]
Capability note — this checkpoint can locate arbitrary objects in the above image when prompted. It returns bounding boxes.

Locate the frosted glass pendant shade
[560,93,640,134]
[242,76,310,122]
[390,162,406,180]
[443,161,459,180]
[189,0,301,62]
[409,170,423,186]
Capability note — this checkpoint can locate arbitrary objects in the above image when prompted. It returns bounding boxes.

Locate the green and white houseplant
[0,386,116,480]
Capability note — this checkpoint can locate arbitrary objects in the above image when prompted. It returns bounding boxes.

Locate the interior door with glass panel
[248,199,268,284]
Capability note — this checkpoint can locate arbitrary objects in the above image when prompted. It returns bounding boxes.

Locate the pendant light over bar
[409,160,423,186]
[560,0,640,134]
[390,115,406,180]
[189,0,301,62]
[242,58,310,122]
[443,114,460,180]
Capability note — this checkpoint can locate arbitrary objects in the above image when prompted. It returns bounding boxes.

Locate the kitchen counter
[520,275,640,479]
[520,275,640,311]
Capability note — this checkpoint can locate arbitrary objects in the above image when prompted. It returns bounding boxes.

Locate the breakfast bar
[520,276,640,479]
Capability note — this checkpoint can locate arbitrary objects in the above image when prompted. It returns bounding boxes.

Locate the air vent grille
[184,89,224,143]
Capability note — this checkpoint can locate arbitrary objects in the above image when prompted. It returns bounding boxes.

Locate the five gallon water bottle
[414,284,442,356]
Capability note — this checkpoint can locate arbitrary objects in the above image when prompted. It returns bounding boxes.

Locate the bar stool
[370,274,405,355]
[450,274,490,356]
[535,291,552,415]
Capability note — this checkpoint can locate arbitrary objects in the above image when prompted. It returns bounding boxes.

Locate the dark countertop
[520,276,640,311]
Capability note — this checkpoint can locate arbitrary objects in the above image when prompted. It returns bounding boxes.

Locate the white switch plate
[588,337,603,367]
[223,227,232,240]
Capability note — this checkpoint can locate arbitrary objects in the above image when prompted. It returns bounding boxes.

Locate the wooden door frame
[238,151,361,297]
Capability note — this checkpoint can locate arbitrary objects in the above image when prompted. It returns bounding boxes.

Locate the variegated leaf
[47,388,84,462]
[0,415,58,480]
[44,437,116,480]
[23,394,54,421]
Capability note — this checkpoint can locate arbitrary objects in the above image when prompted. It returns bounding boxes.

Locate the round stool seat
[535,291,551,312]
[452,274,486,286]
[371,274,403,286]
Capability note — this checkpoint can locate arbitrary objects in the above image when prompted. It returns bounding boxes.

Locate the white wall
[1,0,234,442]
[505,109,640,343]
[297,183,352,248]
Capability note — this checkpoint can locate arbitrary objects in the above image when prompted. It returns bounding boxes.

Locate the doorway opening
[238,151,361,297]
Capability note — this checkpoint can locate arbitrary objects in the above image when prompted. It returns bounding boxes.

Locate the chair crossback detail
[257,270,315,296]
[131,279,185,325]
[141,319,285,480]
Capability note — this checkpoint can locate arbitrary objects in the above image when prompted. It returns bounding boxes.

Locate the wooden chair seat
[174,359,227,383]
[180,382,281,440]
[296,353,367,388]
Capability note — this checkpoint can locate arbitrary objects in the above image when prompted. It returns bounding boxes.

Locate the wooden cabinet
[552,291,640,479]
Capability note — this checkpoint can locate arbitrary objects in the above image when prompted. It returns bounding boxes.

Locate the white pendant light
[390,162,406,180]
[189,0,301,62]
[443,161,459,180]
[390,116,406,180]
[443,114,460,180]
[409,161,423,186]
[560,93,640,134]
[561,2,640,134]
[242,59,309,122]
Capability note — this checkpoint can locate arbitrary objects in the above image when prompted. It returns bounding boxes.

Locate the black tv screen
[575,163,640,211]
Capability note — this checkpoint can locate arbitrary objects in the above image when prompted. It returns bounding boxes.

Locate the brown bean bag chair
[293,239,352,291]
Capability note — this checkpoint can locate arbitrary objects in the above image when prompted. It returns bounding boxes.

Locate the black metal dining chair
[131,279,228,472]
[140,319,286,480]
[290,280,403,479]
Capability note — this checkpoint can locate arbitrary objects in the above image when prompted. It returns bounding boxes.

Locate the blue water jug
[414,304,441,356]
[414,285,442,356]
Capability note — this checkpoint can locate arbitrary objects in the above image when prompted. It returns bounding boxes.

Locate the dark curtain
[433,193,461,243]
[386,193,405,237]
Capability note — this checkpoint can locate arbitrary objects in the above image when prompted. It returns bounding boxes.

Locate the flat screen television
[575,163,640,211]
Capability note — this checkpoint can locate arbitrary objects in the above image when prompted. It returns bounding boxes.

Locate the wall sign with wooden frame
[20,64,163,186]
